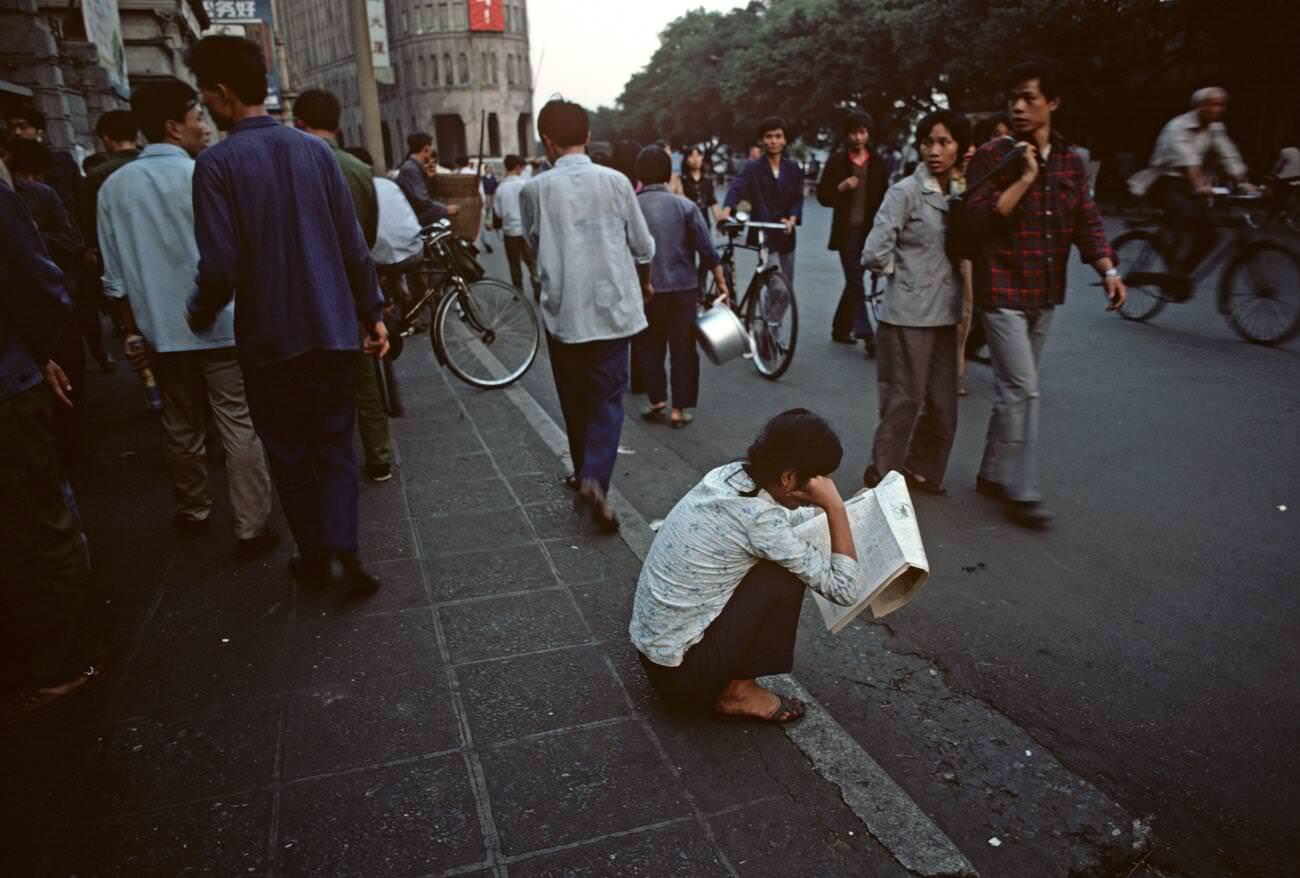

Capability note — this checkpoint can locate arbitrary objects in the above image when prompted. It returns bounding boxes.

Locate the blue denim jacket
[636,184,719,294]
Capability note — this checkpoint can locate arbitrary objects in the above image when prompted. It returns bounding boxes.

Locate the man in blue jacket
[721,116,805,285]
[185,35,388,595]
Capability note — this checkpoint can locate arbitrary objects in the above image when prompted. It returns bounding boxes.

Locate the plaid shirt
[968,131,1111,309]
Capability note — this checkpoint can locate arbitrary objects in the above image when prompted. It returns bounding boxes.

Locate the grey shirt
[520,154,655,343]
[863,165,962,327]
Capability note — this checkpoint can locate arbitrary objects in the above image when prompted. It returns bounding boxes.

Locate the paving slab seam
[278,745,466,788]
[449,343,743,878]
[265,689,289,878]
[447,639,602,669]
[393,383,508,876]
[431,582,571,609]
[480,346,980,878]
[494,813,699,868]
[479,714,636,750]
[102,587,168,721]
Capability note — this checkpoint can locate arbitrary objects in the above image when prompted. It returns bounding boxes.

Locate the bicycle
[1243,179,1300,232]
[382,219,541,388]
[1110,188,1300,345]
[700,217,799,379]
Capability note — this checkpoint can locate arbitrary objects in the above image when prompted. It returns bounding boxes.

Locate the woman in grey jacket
[861,110,971,494]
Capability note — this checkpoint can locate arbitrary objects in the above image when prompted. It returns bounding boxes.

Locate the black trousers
[639,561,804,707]
[832,225,873,339]
[1151,175,1213,272]
[633,290,699,409]
[503,235,538,301]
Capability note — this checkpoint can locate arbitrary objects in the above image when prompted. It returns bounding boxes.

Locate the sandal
[561,474,579,491]
[715,694,806,725]
[904,470,948,496]
[670,411,693,429]
[1,664,106,724]
[641,403,667,421]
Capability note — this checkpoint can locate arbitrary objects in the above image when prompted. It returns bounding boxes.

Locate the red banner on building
[469,0,505,32]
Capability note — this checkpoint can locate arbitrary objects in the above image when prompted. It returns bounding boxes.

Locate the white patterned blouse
[630,462,861,668]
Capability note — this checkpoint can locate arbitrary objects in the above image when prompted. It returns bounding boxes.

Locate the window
[455,1,468,30]
[490,53,498,85]
[457,53,469,84]
[437,2,448,31]
[505,4,512,32]
[507,54,515,85]
[480,52,488,84]
[430,55,439,88]
[443,53,453,86]
[401,9,409,33]
[423,1,433,30]
[419,56,427,87]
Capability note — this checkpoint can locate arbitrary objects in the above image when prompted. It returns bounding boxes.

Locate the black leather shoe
[975,476,1007,500]
[339,553,381,597]
[237,528,281,560]
[831,332,856,344]
[172,512,211,537]
[1007,500,1055,529]
[288,554,329,588]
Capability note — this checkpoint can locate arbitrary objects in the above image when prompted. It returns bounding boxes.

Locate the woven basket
[430,174,483,241]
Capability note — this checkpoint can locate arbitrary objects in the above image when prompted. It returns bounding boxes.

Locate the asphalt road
[477,196,1300,877]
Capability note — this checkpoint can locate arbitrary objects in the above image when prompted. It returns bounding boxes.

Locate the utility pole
[349,0,386,173]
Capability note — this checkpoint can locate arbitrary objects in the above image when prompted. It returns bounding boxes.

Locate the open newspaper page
[794,471,930,633]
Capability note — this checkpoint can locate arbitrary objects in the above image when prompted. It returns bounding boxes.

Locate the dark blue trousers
[634,290,699,409]
[244,351,360,558]
[833,225,873,340]
[547,334,629,494]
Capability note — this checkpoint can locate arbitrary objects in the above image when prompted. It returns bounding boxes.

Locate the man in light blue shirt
[520,99,655,532]
[99,77,274,557]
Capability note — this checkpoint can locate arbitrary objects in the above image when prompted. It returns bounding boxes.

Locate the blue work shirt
[187,115,382,370]
[99,143,235,353]
[723,156,805,253]
[636,184,719,294]
[0,182,73,402]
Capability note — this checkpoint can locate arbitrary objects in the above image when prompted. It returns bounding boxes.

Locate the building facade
[280,0,533,171]
[1,0,209,152]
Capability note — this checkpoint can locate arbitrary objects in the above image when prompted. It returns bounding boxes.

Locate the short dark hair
[973,113,1011,145]
[537,98,589,148]
[634,145,671,185]
[455,155,470,168]
[294,88,341,132]
[504,154,523,171]
[744,409,843,488]
[6,105,45,130]
[915,110,971,158]
[407,132,432,155]
[130,79,196,143]
[843,111,874,136]
[185,35,268,105]
[344,145,374,166]
[1006,59,1062,102]
[95,109,138,143]
[757,116,786,139]
[6,137,53,176]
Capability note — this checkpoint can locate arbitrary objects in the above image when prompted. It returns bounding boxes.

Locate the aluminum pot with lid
[695,304,753,365]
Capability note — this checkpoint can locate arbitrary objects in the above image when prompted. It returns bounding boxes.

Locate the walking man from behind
[967,60,1124,528]
[184,35,388,594]
[817,111,889,354]
[293,88,396,484]
[520,98,655,532]
[494,154,538,300]
[99,77,276,556]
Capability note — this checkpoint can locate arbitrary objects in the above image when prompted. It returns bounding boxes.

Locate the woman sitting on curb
[629,409,861,723]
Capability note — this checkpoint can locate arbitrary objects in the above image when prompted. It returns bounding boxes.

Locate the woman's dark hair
[1006,59,1062,102]
[973,113,1011,146]
[634,145,671,185]
[6,105,45,131]
[843,111,874,136]
[684,145,704,160]
[504,154,524,171]
[294,88,342,132]
[744,409,843,488]
[185,35,268,105]
[537,98,589,148]
[915,110,971,159]
[130,78,196,143]
[611,139,641,185]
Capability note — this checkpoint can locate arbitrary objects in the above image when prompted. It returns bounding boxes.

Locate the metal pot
[695,304,753,365]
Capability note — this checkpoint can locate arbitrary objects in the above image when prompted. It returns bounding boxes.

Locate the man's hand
[1016,141,1040,183]
[1103,274,1126,311]
[837,176,860,192]
[364,320,390,359]
[781,216,797,234]
[43,360,74,408]
[123,333,150,371]
[640,279,655,309]
[788,475,845,511]
[446,204,461,216]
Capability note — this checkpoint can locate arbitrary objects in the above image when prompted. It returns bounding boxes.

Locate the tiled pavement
[1,342,912,877]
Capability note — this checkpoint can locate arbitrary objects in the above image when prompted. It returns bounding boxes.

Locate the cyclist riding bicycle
[720,116,804,285]
[1128,87,1257,274]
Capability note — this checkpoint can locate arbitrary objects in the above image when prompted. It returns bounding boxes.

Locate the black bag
[946,139,1028,263]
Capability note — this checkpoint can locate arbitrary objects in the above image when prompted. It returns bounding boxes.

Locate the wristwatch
[1103,267,1120,279]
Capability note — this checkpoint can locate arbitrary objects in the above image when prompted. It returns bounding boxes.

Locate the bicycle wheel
[435,278,540,387]
[1111,230,1171,322]
[1219,241,1300,345]
[744,269,798,380]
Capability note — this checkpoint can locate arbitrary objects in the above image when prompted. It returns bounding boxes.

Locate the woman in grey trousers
[861,110,971,494]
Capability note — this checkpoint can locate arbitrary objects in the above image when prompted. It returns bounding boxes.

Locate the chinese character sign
[82,0,129,96]
[469,0,505,32]
[367,0,394,85]
[201,0,282,110]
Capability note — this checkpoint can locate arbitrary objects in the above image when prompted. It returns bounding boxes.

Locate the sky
[527,0,739,110]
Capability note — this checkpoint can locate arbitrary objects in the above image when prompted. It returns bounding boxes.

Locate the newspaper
[794,470,930,633]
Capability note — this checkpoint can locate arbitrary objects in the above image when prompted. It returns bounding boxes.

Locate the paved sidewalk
[1,342,919,877]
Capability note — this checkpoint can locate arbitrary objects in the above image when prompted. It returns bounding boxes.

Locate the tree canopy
[597,0,1298,171]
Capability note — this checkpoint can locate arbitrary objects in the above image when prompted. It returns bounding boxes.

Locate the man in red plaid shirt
[967,60,1126,527]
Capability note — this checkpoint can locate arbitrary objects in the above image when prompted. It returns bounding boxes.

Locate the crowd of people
[1,28,1280,732]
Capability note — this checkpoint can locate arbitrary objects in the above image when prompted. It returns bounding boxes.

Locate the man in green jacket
[293,89,393,482]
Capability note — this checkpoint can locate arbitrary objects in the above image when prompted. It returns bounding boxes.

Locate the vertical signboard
[367,0,393,86]
[469,0,505,32]
[82,0,130,96]
[202,1,283,110]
